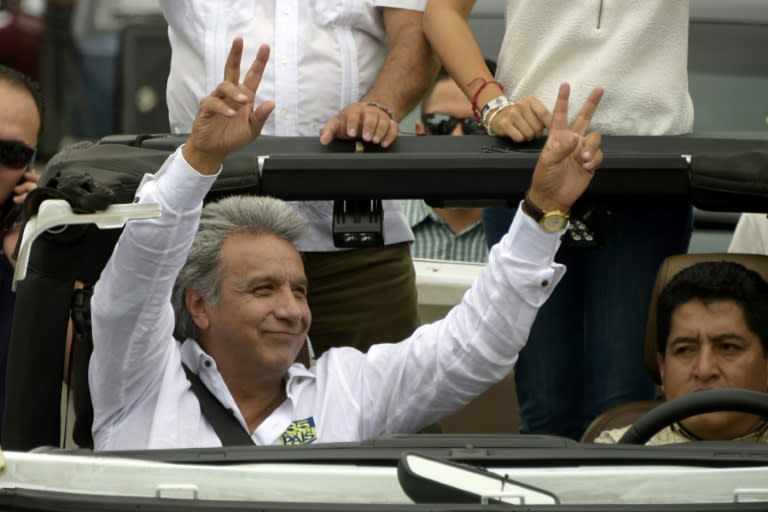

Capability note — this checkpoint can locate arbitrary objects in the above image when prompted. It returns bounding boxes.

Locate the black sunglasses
[421,112,484,135]
[0,139,36,170]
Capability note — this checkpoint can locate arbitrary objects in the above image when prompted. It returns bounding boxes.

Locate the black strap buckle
[332,199,384,248]
[70,285,94,338]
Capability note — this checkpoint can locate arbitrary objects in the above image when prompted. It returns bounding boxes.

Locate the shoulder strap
[181,363,255,446]
[69,285,96,449]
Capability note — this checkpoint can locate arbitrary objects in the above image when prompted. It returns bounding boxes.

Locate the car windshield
[4,435,768,509]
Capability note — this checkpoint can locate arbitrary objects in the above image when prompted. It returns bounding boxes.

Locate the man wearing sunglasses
[0,64,43,437]
[0,67,39,228]
[402,61,495,263]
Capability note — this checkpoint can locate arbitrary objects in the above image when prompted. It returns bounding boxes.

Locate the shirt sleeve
[593,427,626,444]
[728,213,768,255]
[89,147,219,437]
[321,203,567,438]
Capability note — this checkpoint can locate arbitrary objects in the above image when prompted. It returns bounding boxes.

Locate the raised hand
[528,83,604,213]
[12,170,40,205]
[183,38,276,174]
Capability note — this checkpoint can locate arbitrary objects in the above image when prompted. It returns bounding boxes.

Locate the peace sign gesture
[183,38,276,175]
[528,83,604,213]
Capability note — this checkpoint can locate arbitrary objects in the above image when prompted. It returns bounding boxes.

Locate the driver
[596,261,768,444]
[88,38,604,450]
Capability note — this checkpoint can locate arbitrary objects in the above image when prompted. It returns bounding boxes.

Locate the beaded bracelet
[480,95,512,126]
[482,97,514,136]
[484,104,512,136]
[366,101,395,120]
[468,78,505,122]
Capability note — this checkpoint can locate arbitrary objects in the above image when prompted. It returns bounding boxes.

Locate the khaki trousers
[303,242,420,356]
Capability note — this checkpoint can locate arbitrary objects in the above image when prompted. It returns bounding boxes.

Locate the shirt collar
[179,337,316,396]
[403,199,443,228]
[671,419,768,442]
[179,338,213,373]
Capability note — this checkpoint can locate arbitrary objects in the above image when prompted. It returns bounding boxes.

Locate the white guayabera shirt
[158,0,426,251]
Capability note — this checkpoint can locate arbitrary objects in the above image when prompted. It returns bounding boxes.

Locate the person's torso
[160,0,390,136]
[93,337,454,450]
[93,340,368,450]
[497,0,694,135]
[403,200,488,262]
[158,0,414,251]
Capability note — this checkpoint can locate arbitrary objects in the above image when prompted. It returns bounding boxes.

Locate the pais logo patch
[279,417,318,445]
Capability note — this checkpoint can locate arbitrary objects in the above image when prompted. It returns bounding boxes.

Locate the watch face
[541,212,568,233]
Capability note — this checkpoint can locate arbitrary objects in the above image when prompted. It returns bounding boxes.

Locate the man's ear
[415,121,426,136]
[185,288,211,331]
[656,352,666,395]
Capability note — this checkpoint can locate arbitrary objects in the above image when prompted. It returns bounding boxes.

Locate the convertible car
[1,1,768,510]
[0,131,767,511]
[2,417,768,509]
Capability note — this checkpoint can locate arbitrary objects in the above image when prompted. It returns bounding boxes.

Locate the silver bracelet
[480,95,512,128]
[484,102,514,136]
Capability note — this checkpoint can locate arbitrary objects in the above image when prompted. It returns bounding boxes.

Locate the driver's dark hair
[656,261,768,355]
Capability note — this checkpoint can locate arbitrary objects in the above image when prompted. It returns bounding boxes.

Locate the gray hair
[172,195,307,340]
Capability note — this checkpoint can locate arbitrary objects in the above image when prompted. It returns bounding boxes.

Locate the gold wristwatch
[522,193,569,233]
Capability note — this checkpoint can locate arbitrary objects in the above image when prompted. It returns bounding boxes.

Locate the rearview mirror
[397,452,559,505]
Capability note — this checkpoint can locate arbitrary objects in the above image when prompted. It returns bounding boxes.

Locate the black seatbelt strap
[181,364,255,446]
[69,285,95,449]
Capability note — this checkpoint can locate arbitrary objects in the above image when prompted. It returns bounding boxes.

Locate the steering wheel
[618,388,768,444]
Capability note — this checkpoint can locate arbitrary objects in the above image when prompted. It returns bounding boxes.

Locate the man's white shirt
[90,147,565,450]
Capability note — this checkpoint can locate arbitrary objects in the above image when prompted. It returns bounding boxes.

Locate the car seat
[581,252,768,442]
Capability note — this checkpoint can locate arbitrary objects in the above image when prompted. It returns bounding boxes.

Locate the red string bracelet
[468,78,505,122]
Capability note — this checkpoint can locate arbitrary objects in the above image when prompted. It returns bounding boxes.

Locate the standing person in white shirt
[157,0,437,355]
[89,38,605,450]
[424,0,695,441]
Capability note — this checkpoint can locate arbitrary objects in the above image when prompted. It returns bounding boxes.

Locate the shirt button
[541,280,549,287]
[204,360,212,368]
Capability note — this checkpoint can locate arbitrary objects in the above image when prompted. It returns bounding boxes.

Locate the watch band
[521,192,544,222]
[522,192,570,233]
